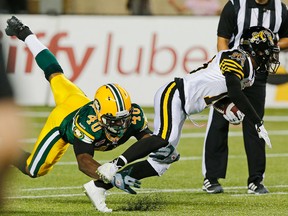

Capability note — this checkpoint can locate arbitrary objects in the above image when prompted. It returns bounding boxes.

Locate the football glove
[255,122,272,148]
[223,104,245,125]
[96,162,119,184]
[149,144,180,164]
[111,168,141,194]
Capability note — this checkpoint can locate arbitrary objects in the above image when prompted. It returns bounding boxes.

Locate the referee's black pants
[203,77,267,185]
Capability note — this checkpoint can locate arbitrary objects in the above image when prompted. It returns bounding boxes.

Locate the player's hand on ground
[96,162,119,183]
[111,168,141,194]
[255,122,272,148]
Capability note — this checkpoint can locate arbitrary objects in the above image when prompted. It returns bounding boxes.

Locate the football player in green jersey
[5,16,169,212]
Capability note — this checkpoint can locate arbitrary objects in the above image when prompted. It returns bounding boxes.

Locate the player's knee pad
[147,157,171,176]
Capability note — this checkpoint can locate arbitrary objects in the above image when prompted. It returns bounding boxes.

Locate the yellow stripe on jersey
[220,59,244,79]
[224,58,243,69]
[74,115,95,140]
[161,82,176,140]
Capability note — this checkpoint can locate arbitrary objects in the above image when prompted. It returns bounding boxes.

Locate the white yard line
[20,111,288,122]
[181,130,288,138]
[52,153,288,166]
[19,130,288,144]
[7,185,288,199]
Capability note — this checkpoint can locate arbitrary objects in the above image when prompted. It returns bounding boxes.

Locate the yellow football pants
[26,74,90,177]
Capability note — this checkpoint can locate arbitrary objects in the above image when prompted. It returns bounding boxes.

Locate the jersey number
[86,115,101,132]
[131,108,141,125]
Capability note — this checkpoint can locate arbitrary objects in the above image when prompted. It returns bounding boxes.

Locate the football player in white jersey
[97,27,279,211]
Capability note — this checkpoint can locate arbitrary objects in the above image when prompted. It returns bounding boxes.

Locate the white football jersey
[182,48,255,115]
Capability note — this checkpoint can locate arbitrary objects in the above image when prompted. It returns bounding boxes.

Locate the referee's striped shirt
[217,0,288,49]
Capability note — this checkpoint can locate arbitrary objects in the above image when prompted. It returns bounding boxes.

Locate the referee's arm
[216,1,235,52]
[217,36,230,51]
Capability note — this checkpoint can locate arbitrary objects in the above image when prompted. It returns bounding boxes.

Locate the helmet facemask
[252,44,280,74]
[267,46,280,74]
[100,110,132,139]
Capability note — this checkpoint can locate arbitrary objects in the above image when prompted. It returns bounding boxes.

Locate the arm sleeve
[134,127,153,140]
[73,137,94,157]
[225,73,261,124]
[122,135,168,164]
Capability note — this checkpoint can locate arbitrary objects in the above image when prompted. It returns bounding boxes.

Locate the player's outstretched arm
[97,135,168,183]
[225,73,272,148]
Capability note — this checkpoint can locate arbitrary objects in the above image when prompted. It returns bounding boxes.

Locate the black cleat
[202,178,224,194]
[5,16,26,36]
[5,16,32,41]
[248,182,269,194]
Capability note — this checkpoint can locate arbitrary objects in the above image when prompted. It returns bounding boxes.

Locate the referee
[202,0,288,194]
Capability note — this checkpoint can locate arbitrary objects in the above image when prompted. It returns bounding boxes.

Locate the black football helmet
[239,26,280,74]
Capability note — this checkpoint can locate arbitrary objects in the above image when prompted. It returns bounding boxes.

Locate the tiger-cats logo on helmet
[250,30,273,45]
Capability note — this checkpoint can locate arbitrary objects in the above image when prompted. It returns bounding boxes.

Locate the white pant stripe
[30,131,60,176]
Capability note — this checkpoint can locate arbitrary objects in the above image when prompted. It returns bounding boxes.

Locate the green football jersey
[60,102,150,151]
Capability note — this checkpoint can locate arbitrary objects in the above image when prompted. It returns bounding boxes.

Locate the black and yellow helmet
[239,26,280,74]
[94,83,132,140]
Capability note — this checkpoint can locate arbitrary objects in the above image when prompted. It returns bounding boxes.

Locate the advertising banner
[1,15,287,107]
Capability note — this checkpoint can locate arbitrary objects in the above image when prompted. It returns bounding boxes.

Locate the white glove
[223,103,245,125]
[255,122,272,148]
[96,162,119,184]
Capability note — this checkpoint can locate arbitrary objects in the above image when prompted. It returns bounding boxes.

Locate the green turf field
[1,107,288,216]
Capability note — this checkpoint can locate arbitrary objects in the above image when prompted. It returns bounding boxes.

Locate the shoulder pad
[131,103,149,131]
[73,104,99,144]
[222,49,247,68]
[220,49,250,80]
[73,126,94,144]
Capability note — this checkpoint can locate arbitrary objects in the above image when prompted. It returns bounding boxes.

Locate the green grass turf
[1,107,288,215]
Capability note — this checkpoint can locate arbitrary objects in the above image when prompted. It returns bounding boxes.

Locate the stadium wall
[1,15,288,108]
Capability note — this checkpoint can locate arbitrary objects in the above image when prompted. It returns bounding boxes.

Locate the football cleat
[83,180,112,213]
[96,162,119,184]
[5,16,32,41]
[202,178,224,194]
[248,182,269,194]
